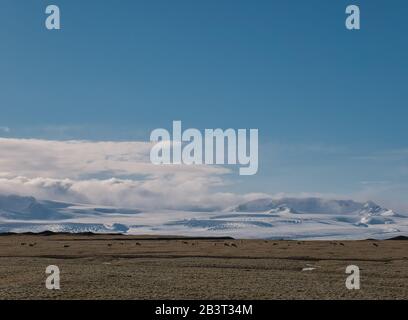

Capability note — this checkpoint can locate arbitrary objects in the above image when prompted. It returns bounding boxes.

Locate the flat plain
[0,233,407,299]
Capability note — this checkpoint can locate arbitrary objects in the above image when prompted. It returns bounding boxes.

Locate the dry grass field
[0,233,407,299]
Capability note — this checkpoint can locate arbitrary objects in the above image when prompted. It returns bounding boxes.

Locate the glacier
[0,194,407,240]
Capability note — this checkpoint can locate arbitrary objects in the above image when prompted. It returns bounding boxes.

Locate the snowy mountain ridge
[231,197,395,215]
[0,194,407,240]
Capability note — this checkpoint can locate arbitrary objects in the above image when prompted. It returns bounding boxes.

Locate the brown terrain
[0,233,407,299]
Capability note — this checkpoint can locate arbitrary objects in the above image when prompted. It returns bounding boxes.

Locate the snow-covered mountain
[0,194,407,240]
[358,201,397,217]
[0,194,141,221]
[232,197,366,215]
[0,194,71,220]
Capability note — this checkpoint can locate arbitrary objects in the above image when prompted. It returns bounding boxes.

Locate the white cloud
[0,138,228,178]
[2,138,404,212]
[0,138,264,209]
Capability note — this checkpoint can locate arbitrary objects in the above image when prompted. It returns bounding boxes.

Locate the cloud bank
[0,138,265,210]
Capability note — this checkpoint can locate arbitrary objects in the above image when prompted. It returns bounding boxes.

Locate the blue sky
[0,1,407,209]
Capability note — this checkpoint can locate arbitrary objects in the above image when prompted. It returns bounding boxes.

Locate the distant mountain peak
[231,197,392,215]
[0,194,68,220]
[0,194,38,212]
[359,201,396,217]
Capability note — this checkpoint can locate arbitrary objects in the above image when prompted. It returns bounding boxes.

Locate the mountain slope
[0,195,71,220]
